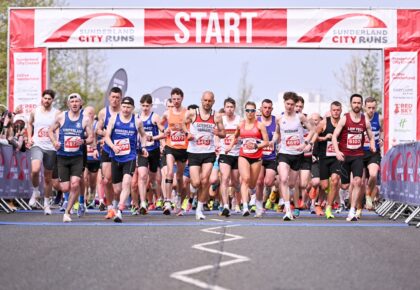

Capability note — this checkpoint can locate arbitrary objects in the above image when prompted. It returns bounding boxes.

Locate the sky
[58,0,418,113]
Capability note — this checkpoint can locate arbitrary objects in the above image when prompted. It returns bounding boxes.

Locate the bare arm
[332,116,346,161]
[214,113,226,138]
[49,112,63,150]
[153,113,166,140]
[104,115,117,153]
[96,109,106,137]
[83,118,94,145]
[365,117,376,153]
[183,109,195,140]
[26,111,35,147]
[258,122,269,149]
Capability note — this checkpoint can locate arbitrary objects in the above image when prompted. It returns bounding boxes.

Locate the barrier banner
[0,144,42,199]
[381,142,420,206]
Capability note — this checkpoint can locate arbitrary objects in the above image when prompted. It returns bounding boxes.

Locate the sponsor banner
[0,144,37,199]
[144,9,287,47]
[8,48,47,114]
[104,68,128,106]
[381,142,420,206]
[287,9,397,48]
[388,51,418,146]
[34,9,145,48]
[397,10,420,48]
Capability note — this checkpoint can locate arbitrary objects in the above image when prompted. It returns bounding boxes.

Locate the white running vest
[220,115,240,156]
[187,109,216,154]
[33,106,57,151]
[278,113,304,155]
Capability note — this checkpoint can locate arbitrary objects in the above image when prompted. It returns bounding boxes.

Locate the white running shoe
[346,213,358,222]
[29,190,41,207]
[283,211,294,221]
[196,212,206,220]
[113,210,123,223]
[44,206,52,215]
[242,209,250,217]
[63,213,72,223]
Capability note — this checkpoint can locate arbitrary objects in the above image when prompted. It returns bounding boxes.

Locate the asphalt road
[1,209,419,290]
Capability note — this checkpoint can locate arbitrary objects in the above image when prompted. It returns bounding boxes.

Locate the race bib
[285,134,301,150]
[170,130,186,146]
[262,143,274,156]
[196,134,211,147]
[224,135,234,146]
[326,141,336,157]
[114,138,130,156]
[64,136,80,152]
[145,131,155,147]
[347,133,362,150]
[242,138,258,154]
[87,145,95,157]
[37,127,50,141]
[363,132,370,147]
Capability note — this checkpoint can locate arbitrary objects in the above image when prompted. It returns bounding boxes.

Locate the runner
[104,96,148,223]
[184,91,225,220]
[218,98,241,217]
[96,87,122,218]
[49,93,93,222]
[136,94,165,214]
[27,89,60,214]
[332,94,376,222]
[275,92,314,221]
[362,97,383,210]
[255,99,277,218]
[226,101,269,217]
[316,101,343,219]
[160,88,189,215]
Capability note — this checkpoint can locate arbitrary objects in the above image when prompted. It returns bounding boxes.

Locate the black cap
[121,96,135,107]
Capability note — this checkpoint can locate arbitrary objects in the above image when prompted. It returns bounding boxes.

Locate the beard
[352,106,361,113]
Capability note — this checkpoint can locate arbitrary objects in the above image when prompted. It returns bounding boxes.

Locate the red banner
[144,9,287,47]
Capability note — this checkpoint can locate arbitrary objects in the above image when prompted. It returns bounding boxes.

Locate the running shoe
[365,196,373,210]
[44,206,52,216]
[196,212,206,220]
[192,198,198,210]
[310,204,316,214]
[113,210,122,223]
[346,212,358,222]
[155,200,163,210]
[59,201,68,212]
[139,206,148,215]
[131,207,139,216]
[163,202,171,215]
[242,209,250,217]
[283,211,294,221]
[87,200,95,210]
[325,207,335,219]
[176,208,185,216]
[254,208,263,218]
[265,199,273,210]
[181,198,189,211]
[234,205,241,213]
[105,208,116,219]
[213,200,220,210]
[148,203,156,211]
[63,213,72,223]
[293,208,300,218]
[219,207,230,217]
[355,209,362,220]
[335,203,345,214]
[98,202,106,211]
[250,205,256,213]
[315,205,324,216]
[77,203,85,218]
[29,189,41,207]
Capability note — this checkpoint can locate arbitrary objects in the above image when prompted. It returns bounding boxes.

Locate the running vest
[258,115,276,161]
[363,112,381,151]
[338,113,366,157]
[278,113,304,155]
[57,111,84,157]
[141,112,160,152]
[187,109,216,154]
[87,120,100,161]
[102,106,112,154]
[220,115,240,156]
[110,114,137,162]
[33,106,57,151]
[239,120,263,159]
[318,117,337,159]
[166,108,188,149]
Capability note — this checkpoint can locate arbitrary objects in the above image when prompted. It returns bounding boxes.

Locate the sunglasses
[69,95,79,100]
[245,109,256,113]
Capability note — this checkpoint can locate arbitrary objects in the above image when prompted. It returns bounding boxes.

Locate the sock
[285,201,291,212]
[256,200,263,210]
[99,198,104,204]
[64,192,69,202]
[197,201,204,213]
[141,201,147,208]
[339,189,345,205]
[224,203,229,209]
[279,198,285,206]
[349,207,356,216]
[33,186,39,192]
[243,202,248,210]
[44,197,49,207]
[79,195,84,204]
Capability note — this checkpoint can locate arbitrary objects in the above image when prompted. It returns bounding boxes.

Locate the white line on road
[170,223,250,290]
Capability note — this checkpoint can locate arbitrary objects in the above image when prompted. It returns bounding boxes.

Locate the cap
[67,93,82,101]
[121,96,135,107]
[13,114,27,124]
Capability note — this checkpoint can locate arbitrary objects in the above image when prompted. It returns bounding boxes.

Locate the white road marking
[170,224,250,290]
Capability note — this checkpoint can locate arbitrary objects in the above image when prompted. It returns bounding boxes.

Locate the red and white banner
[384,49,420,151]
[8,48,47,113]
[34,9,145,48]
[287,9,397,48]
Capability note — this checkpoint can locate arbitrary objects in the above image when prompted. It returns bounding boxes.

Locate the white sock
[141,201,147,208]
[44,197,49,207]
[224,203,229,209]
[197,201,204,213]
[285,201,291,212]
[339,189,345,204]
[256,200,263,210]
[190,184,197,194]
[279,198,285,206]
[349,207,356,216]
[243,202,248,210]
[99,198,104,204]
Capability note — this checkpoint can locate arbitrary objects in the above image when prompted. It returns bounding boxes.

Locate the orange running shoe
[105,208,116,219]
[315,205,324,216]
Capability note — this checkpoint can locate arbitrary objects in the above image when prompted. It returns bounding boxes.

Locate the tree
[335,51,383,111]
[236,62,253,116]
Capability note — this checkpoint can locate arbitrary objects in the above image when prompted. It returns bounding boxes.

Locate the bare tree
[236,62,253,117]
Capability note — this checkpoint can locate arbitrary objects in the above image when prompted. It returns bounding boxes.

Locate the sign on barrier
[0,144,42,199]
[381,142,420,205]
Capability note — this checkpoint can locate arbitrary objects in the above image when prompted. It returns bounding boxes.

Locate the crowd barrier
[377,142,420,227]
[0,143,44,212]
